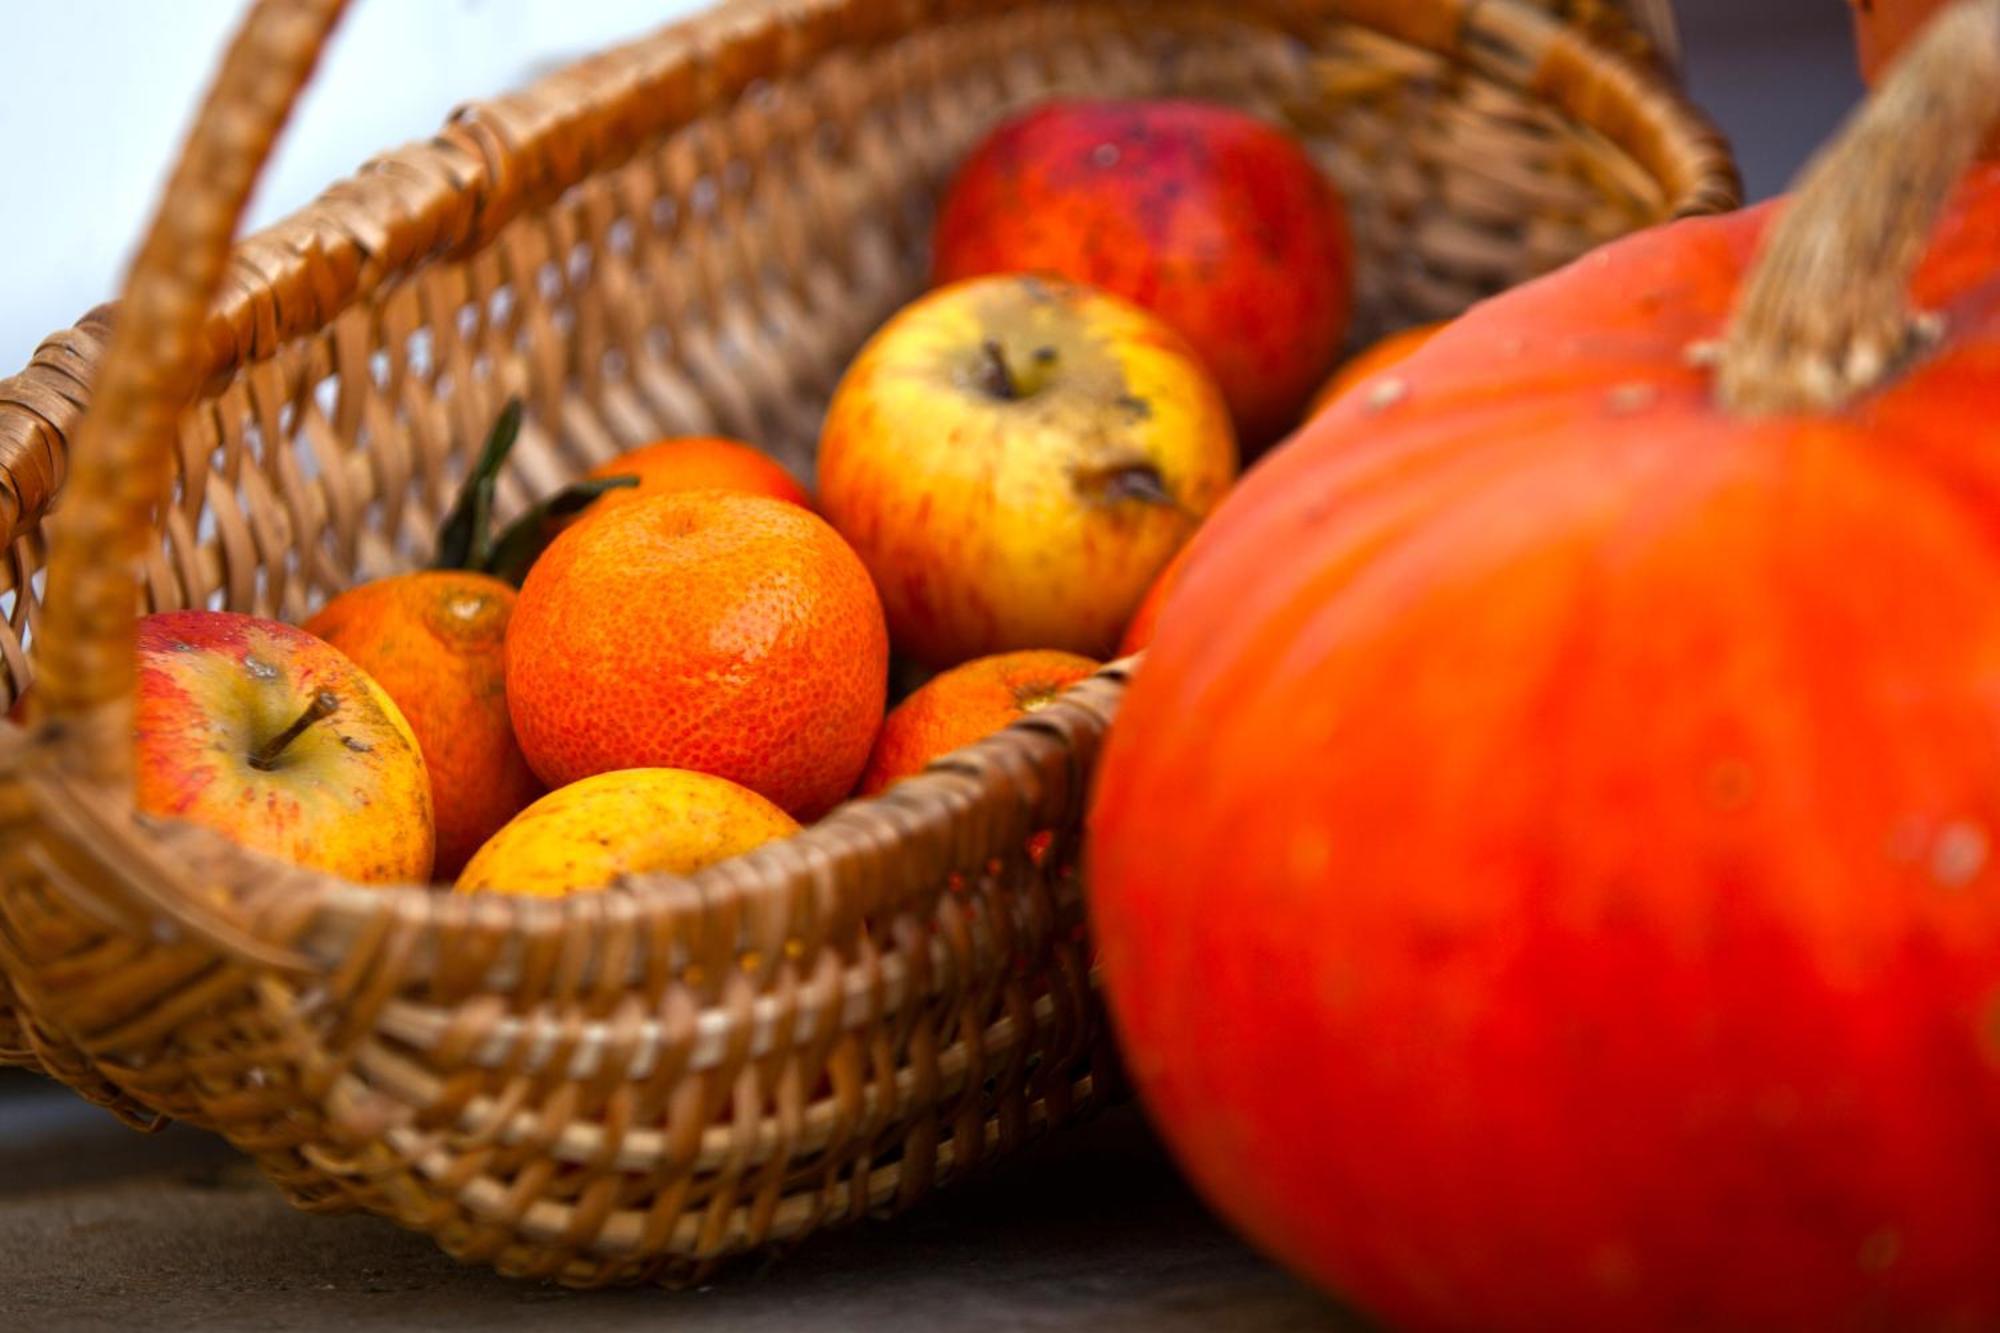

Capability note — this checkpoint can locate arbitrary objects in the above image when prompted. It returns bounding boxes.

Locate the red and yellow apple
[136,609,434,883]
[932,98,1353,451]
[818,274,1237,666]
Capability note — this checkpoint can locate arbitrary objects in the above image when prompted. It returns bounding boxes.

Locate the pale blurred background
[0,0,1861,372]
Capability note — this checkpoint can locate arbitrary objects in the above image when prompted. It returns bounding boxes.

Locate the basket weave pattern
[0,0,1735,1285]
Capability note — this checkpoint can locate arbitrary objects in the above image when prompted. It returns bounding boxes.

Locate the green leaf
[433,398,525,571]
[483,475,639,586]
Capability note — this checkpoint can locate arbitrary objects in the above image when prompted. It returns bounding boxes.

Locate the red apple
[136,610,434,883]
[932,99,1353,451]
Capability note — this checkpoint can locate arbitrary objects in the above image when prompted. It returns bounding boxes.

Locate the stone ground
[0,1072,1354,1332]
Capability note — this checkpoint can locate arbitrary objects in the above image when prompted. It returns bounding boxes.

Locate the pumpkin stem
[1717,0,2000,414]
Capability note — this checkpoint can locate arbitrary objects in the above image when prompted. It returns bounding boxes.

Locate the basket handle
[32,0,351,785]
[1621,0,1681,67]
[1717,0,2000,414]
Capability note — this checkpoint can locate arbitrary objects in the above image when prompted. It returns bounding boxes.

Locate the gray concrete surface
[0,1072,1352,1332]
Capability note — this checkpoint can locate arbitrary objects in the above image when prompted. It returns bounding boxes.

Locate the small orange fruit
[1306,321,1447,419]
[507,490,889,818]
[1118,543,1194,657]
[586,437,810,510]
[305,570,542,879]
[859,649,1099,796]
[457,767,799,897]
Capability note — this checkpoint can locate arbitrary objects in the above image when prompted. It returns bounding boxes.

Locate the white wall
[0,0,702,370]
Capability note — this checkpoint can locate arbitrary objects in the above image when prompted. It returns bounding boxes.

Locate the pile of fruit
[23,98,1412,898]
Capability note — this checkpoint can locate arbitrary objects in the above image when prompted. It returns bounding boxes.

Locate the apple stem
[980,338,1019,401]
[250,691,340,771]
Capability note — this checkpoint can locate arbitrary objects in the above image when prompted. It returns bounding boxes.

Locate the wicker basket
[0,0,1737,1287]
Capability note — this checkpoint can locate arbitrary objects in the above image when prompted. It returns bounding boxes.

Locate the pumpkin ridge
[1165,400,1716,729]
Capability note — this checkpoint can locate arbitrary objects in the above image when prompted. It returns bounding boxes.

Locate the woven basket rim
[4,661,1130,979]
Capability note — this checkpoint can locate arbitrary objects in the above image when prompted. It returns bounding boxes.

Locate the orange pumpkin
[1302,320,1446,420]
[1091,7,2000,1329]
[1116,542,1190,657]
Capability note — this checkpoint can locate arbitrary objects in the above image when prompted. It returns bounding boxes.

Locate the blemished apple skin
[817,274,1237,667]
[135,609,435,884]
[932,98,1354,451]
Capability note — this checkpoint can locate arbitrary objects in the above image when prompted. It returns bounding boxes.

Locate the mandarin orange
[305,570,542,879]
[506,490,888,817]
[586,436,810,510]
[858,649,1098,796]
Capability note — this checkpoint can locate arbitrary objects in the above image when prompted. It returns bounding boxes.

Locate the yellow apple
[817,274,1237,666]
[136,609,434,883]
